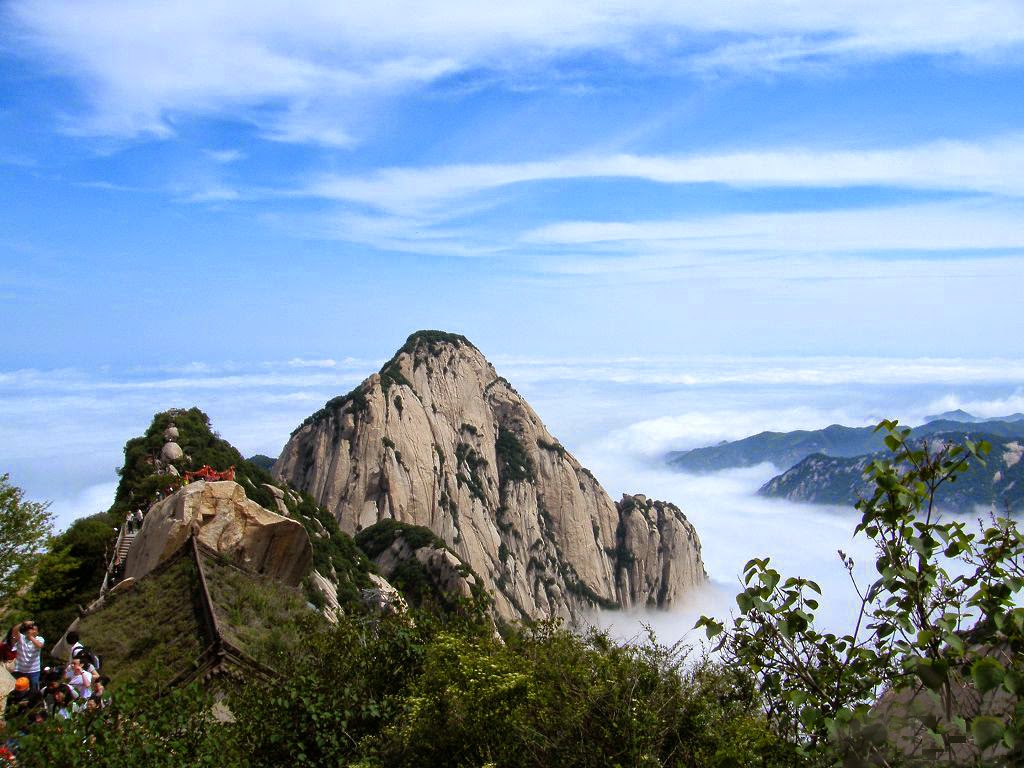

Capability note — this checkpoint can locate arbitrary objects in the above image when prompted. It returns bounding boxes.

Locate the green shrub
[496,426,534,483]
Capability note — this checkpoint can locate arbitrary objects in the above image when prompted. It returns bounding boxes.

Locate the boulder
[124,481,312,587]
[261,483,290,516]
[161,441,184,462]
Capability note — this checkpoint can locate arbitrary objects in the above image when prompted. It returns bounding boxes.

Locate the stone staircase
[100,529,137,596]
[115,532,136,562]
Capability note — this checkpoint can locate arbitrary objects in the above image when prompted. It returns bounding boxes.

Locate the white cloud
[184,184,240,203]
[498,356,1024,389]
[580,457,879,639]
[204,148,245,164]
[922,390,1024,420]
[49,482,118,531]
[9,1,1024,142]
[268,210,497,257]
[596,407,868,458]
[284,139,1024,258]
[286,357,337,368]
[524,200,1024,256]
[303,136,1024,216]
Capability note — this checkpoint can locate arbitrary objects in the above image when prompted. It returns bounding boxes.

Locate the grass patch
[202,551,312,669]
[75,554,206,691]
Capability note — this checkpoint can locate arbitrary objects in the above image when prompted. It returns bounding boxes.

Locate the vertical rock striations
[275,331,706,622]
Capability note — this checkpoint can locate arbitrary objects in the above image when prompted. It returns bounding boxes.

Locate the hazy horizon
[4,345,1022,642]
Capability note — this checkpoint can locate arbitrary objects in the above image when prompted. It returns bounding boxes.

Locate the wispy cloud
[9,1,1023,143]
[271,137,1024,259]
[282,200,1024,266]
[301,136,1024,216]
[183,184,240,203]
[204,148,245,164]
[524,200,1024,255]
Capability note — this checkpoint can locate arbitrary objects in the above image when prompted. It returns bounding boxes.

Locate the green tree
[17,511,118,633]
[0,473,54,610]
[698,421,1024,765]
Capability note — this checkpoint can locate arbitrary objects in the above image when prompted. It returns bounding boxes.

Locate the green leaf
[913,658,949,692]
[971,715,1005,750]
[1003,670,1024,696]
[694,616,723,638]
[971,657,1005,693]
[736,591,754,614]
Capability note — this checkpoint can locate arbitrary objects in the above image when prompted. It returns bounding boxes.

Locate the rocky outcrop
[372,534,478,604]
[361,573,408,616]
[614,494,706,607]
[309,569,342,622]
[124,480,312,587]
[275,331,706,623]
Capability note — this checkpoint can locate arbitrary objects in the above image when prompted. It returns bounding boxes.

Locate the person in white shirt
[65,656,92,704]
[49,684,76,719]
[12,621,44,691]
[65,630,84,664]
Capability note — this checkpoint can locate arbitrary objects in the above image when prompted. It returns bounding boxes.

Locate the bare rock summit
[274,331,706,622]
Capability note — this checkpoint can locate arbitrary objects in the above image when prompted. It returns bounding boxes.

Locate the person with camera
[11,622,44,692]
[64,655,92,710]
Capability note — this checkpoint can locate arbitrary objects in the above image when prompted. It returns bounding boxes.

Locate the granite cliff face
[275,331,706,622]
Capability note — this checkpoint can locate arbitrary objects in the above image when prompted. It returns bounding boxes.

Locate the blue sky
[2,2,1024,532]
[2,1,1023,368]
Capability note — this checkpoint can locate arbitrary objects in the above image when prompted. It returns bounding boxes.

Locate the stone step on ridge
[116,533,136,560]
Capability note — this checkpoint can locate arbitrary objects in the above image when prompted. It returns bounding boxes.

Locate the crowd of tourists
[0,621,111,759]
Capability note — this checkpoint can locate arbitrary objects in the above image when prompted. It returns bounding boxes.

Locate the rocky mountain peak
[275,331,706,623]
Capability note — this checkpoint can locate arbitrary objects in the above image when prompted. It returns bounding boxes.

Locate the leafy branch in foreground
[0,473,54,609]
[698,420,1024,766]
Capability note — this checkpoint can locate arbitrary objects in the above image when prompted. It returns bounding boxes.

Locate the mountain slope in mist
[758,432,1024,512]
[666,414,1024,474]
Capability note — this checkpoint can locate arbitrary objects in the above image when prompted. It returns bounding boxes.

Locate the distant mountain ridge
[757,433,1024,512]
[666,413,1024,474]
[924,409,1024,424]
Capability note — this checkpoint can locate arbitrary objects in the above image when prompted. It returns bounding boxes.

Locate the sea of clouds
[3,353,1022,644]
